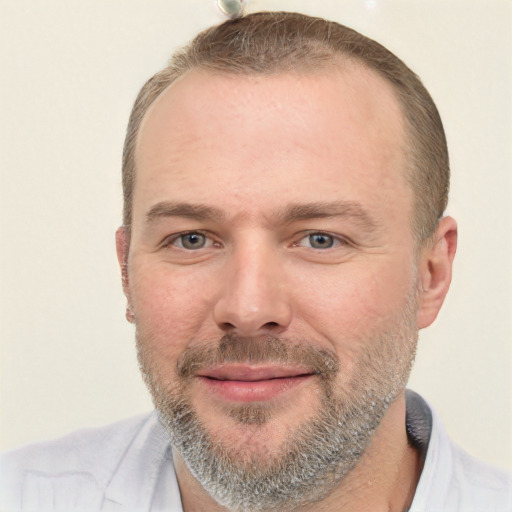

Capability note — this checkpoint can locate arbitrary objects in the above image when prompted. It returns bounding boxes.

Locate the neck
[174,392,422,512]
[320,392,422,512]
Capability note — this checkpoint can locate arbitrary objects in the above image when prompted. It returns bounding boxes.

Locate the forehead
[133,66,410,228]
[137,64,405,156]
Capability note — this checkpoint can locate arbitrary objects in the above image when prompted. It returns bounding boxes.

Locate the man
[1,10,510,512]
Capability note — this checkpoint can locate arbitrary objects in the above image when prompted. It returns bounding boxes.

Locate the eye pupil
[309,233,334,249]
[181,233,206,249]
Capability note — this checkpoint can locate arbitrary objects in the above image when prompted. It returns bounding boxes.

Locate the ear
[416,216,458,329]
[115,226,135,323]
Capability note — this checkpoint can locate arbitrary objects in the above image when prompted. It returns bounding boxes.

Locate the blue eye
[175,232,208,250]
[294,232,345,249]
[308,233,335,249]
[294,232,344,249]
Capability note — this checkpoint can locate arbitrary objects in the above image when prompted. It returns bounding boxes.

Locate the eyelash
[161,231,219,250]
[293,231,350,250]
[161,230,350,251]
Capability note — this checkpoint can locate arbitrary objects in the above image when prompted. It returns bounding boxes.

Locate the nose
[213,244,292,336]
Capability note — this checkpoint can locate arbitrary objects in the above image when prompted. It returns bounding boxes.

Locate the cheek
[129,263,217,350]
[293,257,417,344]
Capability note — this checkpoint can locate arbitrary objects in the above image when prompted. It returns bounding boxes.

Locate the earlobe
[417,216,458,329]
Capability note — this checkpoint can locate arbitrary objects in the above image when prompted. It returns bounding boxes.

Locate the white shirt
[1,395,510,511]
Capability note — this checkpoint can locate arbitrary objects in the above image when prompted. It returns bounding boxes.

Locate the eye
[308,233,334,249]
[295,232,346,249]
[167,232,212,250]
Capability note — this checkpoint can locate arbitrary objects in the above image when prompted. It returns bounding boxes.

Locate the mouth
[195,364,317,402]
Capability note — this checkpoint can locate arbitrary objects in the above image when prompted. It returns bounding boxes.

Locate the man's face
[121,66,421,508]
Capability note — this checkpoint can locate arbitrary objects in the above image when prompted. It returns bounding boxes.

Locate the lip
[196,364,316,402]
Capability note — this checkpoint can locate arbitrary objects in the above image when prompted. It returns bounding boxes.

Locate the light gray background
[1,0,511,469]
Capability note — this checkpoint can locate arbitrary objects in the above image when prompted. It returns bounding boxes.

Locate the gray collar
[405,389,433,465]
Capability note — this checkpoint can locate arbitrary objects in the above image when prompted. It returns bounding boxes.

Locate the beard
[135,292,418,512]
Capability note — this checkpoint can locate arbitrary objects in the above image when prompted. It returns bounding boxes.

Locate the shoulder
[0,413,157,510]
[0,413,152,477]
[412,397,511,512]
[449,442,511,510]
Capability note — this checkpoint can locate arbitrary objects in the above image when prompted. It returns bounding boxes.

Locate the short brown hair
[122,11,449,241]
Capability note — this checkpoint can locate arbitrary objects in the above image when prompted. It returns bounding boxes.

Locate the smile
[196,364,317,402]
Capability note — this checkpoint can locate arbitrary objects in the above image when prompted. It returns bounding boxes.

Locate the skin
[117,66,457,511]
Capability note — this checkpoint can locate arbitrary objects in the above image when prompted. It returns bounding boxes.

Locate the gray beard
[136,297,418,512]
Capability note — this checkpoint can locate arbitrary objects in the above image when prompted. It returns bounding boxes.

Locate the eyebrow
[278,201,380,230]
[146,201,226,223]
[145,200,379,231]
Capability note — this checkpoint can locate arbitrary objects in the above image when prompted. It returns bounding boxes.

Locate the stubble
[135,292,418,511]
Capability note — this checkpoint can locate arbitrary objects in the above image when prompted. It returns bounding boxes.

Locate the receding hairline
[133,58,410,183]
[136,55,362,127]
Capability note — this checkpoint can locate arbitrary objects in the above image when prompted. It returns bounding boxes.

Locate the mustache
[176,333,340,380]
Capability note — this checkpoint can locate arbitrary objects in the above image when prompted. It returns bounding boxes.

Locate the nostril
[220,321,281,333]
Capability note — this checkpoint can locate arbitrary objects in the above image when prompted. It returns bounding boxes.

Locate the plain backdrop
[0,0,511,469]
